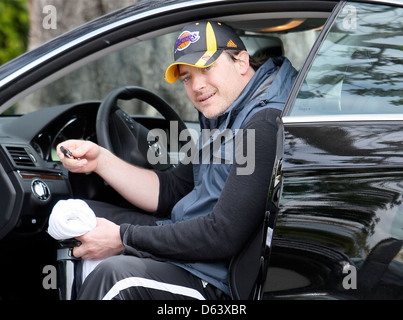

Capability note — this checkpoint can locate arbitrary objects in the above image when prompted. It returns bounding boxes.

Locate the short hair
[224,50,268,71]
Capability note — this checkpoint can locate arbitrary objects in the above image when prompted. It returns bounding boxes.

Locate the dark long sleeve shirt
[120,107,280,261]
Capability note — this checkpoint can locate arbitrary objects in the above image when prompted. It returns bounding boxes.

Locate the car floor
[0,230,59,300]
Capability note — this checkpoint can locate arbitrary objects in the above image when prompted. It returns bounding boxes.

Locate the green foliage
[0,0,29,65]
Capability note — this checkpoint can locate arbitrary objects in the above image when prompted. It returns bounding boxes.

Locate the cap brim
[165,50,223,84]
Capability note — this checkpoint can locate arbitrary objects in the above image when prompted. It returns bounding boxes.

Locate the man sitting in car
[56,20,297,300]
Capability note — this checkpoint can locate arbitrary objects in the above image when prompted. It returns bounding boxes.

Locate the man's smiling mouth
[198,92,215,103]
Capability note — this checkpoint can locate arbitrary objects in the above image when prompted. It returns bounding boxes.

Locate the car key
[60,146,80,160]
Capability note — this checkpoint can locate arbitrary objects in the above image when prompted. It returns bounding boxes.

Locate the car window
[290,2,403,117]
[15,32,198,120]
[13,19,322,121]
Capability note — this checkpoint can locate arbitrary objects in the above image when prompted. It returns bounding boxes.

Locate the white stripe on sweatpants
[102,276,206,300]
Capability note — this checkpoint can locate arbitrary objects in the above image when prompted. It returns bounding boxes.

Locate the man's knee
[92,255,147,278]
[79,255,154,300]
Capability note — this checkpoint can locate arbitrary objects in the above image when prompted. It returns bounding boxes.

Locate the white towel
[48,199,97,240]
[48,199,102,282]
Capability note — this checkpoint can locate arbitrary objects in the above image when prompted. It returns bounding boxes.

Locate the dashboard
[31,102,99,162]
[0,101,100,240]
[0,99,198,241]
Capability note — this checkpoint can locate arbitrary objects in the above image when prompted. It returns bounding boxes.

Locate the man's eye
[181,76,190,83]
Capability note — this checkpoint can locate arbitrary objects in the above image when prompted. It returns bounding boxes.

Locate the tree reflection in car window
[291,2,403,117]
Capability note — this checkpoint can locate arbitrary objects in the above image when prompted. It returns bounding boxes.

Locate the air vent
[6,146,36,167]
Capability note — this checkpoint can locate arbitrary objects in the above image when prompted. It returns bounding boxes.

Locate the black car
[0,0,402,300]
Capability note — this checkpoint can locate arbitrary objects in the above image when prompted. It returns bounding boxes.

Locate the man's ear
[236,50,251,75]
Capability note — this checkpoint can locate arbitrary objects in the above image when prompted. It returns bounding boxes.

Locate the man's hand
[57,140,101,174]
[73,218,124,260]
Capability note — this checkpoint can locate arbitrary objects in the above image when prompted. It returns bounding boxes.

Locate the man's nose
[191,72,206,91]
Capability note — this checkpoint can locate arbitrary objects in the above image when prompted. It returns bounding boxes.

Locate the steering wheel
[96,86,188,170]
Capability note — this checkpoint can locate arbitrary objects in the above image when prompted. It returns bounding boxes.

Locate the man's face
[179,52,252,119]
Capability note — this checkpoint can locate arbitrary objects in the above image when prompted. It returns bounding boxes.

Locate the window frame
[282,1,403,124]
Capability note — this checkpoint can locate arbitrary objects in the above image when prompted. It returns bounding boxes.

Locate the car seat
[228,153,283,300]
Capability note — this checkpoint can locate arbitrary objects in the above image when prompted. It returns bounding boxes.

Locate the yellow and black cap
[165,21,246,83]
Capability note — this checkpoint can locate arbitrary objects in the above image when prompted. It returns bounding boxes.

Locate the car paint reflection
[272,122,403,298]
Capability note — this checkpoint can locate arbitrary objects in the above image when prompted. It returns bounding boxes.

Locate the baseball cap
[165,21,246,83]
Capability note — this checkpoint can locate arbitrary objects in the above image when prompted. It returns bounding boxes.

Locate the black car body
[0,0,402,300]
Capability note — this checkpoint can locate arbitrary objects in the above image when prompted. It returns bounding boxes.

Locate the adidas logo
[226,39,237,48]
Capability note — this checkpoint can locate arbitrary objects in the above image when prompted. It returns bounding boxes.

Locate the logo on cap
[201,54,211,62]
[227,39,238,48]
[175,31,200,53]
